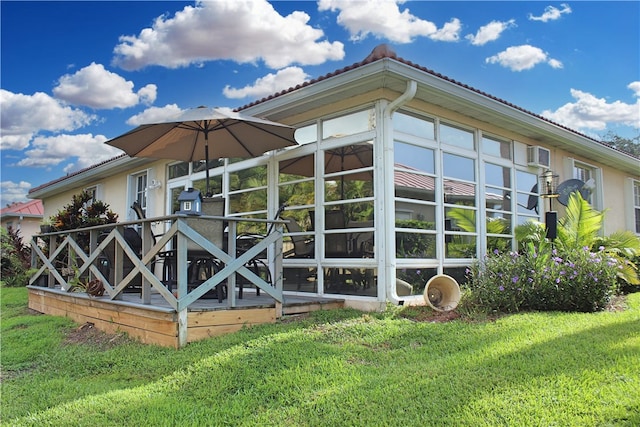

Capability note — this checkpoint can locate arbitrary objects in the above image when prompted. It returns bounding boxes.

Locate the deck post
[178,307,188,348]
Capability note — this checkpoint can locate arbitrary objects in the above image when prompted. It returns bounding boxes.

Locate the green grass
[2,287,639,426]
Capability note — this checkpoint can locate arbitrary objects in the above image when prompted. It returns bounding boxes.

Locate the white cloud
[485,45,562,71]
[541,85,640,131]
[126,104,184,126]
[628,81,640,97]
[53,62,157,109]
[0,89,94,150]
[319,0,461,43]
[529,3,572,22]
[112,0,344,71]
[14,133,121,171]
[0,181,32,206]
[466,19,516,46]
[223,67,309,99]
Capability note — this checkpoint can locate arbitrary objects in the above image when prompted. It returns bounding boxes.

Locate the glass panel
[279,180,315,207]
[395,171,436,202]
[283,267,317,292]
[192,176,223,198]
[395,202,436,229]
[396,268,438,295]
[394,141,435,174]
[295,124,317,145]
[396,232,436,258]
[229,189,267,214]
[170,187,183,214]
[168,162,189,179]
[279,154,314,182]
[485,163,511,188]
[443,153,474,181]
[482,135,512,159]
[486,213,512,234]
[322,109,374,139]
[229,166,267,191]
[343,201,374,224]
[516,170,538,192]
[487,236,513,254]
[283,208,314,232]
[393,112,435,140]
[485,189,511,211]
[325,267,376,296]
[444,180,476,206]
[445,235,476,258]
[445,206,476,233]
[440,123,474,151]
[325,177,373,202]
[192,159,223,174]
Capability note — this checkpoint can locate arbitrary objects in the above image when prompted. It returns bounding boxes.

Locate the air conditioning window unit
[527,146,551,168]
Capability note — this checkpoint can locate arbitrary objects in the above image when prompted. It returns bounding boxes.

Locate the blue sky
[1,0,638,205]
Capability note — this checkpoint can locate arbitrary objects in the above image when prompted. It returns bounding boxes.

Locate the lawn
[1,286,639,426]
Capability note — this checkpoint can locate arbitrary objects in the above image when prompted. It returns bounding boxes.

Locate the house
[1,199,44,243]
[28,44,640,314]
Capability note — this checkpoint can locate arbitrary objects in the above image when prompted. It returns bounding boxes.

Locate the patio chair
[234,203,288,298]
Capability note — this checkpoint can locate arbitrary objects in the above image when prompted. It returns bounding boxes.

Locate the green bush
[0,227,33,287]
[465,245,620,313]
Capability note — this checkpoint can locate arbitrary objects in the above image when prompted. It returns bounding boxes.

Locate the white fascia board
[28,156,153,200]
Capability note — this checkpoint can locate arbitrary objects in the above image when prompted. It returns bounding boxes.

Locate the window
[482,135,512,160]
[132,171,148,216]
[570,159,601,208]
[515,170,540,225]
[322,109,375,139]
[393,112,435,140]
[484,162,513,253]
[440,122,475,151]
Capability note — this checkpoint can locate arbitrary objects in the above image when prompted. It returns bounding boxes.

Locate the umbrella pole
[204,133,211,197]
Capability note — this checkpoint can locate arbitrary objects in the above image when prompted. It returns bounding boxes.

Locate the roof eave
[28,156,154,200]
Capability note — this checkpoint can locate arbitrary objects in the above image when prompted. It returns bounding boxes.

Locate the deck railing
[30,215,285,314]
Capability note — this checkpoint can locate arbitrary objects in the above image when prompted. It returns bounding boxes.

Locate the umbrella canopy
[106,106,298,195]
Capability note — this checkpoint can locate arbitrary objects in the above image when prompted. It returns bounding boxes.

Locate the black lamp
[539,170,559,240]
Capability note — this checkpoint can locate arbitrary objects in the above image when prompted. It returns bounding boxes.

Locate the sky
[1,0,638,206]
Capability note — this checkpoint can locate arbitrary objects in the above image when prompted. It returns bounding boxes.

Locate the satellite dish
[557,179,585,206]
[526,183,538,213]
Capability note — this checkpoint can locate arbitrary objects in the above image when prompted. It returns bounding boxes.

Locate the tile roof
[237,44,637,160]
[1,199,43,217]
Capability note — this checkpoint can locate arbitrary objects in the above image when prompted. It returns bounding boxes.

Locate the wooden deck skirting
[28,287,344,348]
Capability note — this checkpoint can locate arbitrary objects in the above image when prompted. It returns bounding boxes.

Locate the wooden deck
[28,286,344,348]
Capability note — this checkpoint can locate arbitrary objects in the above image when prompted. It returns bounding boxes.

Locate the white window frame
[563,157,603,210]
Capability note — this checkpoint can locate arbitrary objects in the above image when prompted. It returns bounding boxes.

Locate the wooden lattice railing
[30,215,285,314]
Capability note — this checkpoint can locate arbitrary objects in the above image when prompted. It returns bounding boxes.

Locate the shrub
[1,227,33,287]
[51,191,118,231]
[465,245,620,313]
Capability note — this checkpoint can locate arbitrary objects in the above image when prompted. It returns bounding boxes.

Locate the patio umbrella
[106,106,298,196]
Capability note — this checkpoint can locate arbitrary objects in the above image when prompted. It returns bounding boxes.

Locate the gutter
[381,80,417,306]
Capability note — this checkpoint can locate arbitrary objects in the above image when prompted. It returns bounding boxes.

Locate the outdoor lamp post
[539,169,559,240]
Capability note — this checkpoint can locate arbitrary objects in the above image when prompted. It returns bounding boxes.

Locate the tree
[600,131,640,157]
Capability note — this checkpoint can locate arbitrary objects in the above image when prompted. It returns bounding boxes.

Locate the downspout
[381,80,417,305]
